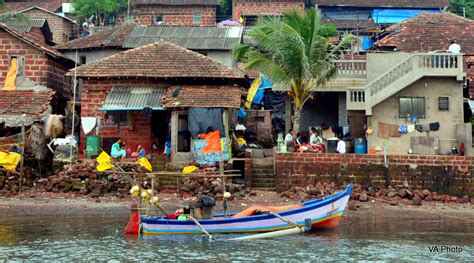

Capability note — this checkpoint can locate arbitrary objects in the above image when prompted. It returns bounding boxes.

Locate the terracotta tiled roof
[0,23,72,62]
[312,0,449,8]
[68,41,246,79]
[4,0,66,12]
[133,0,220,6]
[237,63,259,79]
[468,56,474,99]
[162,85,242,108]
[55,24,135,50]
[375,12,474,54]
[0,89,54,119]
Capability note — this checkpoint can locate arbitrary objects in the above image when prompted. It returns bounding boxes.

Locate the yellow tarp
[138,157,152,172]
[3,58,17,91]
[182,165,198,174]
[244,75,262,109]
[96,151,113,171]
[0,151,21,171]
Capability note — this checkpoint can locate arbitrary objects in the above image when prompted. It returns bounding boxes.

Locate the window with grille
[399,97,425,119]
[193,12,202,25]
[438,97,449,111]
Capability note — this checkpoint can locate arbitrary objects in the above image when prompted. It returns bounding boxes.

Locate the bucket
[86,136,101,159]
[368,148,376,154]
[354,138,368,154]
[326,138,338,153]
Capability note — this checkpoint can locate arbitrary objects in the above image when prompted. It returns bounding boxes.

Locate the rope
[259,210,301,229]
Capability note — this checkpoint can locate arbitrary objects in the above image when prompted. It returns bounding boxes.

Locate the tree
[0,0,31,24]
[235,9,354,132]
[218,0,232,21]
[72,0,127,25]
[450,0,474,19]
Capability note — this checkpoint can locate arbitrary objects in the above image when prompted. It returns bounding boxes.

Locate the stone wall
[233,0,305,20]
[80,79,168,155]
[117,5,216,26]
[275,152,474,196]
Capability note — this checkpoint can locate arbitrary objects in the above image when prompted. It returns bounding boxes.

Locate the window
[9,55,25,76]
[106,111,129,125]
[399,97,425,119]
[79,56,87,65]
[154,15,163,25]
[177,114,191,152]
[438,97,449,111]
[193,12,202,25]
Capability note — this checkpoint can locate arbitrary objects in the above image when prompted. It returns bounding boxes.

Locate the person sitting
[297,134,310,153]
[336,137,346,154]
[111,139,126,159]
[309,127,325,153]
[284,128,294,146]
[131,144,146,158]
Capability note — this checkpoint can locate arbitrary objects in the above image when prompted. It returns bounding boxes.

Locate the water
[0,210,472,261]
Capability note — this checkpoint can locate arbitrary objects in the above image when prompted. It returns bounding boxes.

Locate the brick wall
[0,30,70,97]
[275,152,474,196]
[23,9,75,44]
[117,5,216,26]
[80,78,168,155]
[232,0,305,20]
[246,110,273,147]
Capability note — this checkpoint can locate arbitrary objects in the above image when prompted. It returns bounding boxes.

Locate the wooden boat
[125,184,352,236]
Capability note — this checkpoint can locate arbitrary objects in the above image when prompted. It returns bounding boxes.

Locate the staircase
[347,53,464,115]
[251,158,276,191]
[149,156,177,189]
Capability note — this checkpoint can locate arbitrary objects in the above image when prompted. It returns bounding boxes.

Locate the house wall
[232,0,305,20]
[79,78,168,156]
[367,77,464,154]
[22,9,76,44]
[366,52,412,82]
[0,30,70,97]
[63,49,122,64]
[117,5,216,26]
[275,152,474,196]
[207,51,234,68]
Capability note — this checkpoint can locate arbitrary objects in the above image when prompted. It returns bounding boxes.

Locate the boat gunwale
[140,184,353,225]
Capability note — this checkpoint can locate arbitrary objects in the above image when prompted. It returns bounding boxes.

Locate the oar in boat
[228,212,312,241]
[185,215,213,241]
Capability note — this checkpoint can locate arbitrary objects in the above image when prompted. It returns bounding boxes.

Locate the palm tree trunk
[293,107,302,132]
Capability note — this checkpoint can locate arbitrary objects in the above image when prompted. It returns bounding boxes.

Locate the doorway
[151,110,170,154]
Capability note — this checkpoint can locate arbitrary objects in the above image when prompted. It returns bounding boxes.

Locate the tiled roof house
[69,41,246,164]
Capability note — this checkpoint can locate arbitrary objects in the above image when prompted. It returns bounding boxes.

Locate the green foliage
[450,0,474,19]
[0,0,31,24]
[218,0,232,20]
[72,0,127,25]
[235,8,354,107]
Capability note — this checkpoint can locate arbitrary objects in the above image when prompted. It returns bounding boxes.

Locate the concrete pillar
[338,92,348,126]
[285,96,292,131]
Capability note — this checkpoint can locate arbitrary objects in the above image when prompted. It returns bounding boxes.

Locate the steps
[251,158,276,190]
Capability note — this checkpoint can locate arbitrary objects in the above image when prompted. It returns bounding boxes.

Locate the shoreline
[1,191,472,221]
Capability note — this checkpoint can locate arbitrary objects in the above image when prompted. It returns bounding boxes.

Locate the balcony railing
[335,60,366,78]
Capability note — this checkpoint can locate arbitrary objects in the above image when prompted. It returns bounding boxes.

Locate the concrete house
[68,41,247,165]
[56,24,243,68]
[233,0,305,25]
[117,0,219,26]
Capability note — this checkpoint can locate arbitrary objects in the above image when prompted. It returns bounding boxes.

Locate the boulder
[397,189,407,198]
[412,195,422,206]
[359,193,368,202]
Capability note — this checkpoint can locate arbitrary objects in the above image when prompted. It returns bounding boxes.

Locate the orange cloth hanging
[198,130,221,154]
[3,58,17,91]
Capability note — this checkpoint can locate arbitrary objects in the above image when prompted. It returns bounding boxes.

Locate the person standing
[336,137,346,154]
[448,40,461,68]
[285,129,294,146]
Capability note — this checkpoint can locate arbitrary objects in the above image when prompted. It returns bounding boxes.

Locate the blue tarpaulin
[362,35,374,50]
[372,9,440,24]
[252,74,273,106]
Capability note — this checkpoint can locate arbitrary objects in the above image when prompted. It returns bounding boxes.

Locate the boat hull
[135,185,352,236]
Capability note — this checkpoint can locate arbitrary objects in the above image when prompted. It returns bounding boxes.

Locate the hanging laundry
[244,76,262,109]
[3,58,17,91]
[407,124,415,133]
[81,117,97,135]
[398,124,408,134]
[429,122,440,131]
[198,130,221,154]
[378,122,390,139]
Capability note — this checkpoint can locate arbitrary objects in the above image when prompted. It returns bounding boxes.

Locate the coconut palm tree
[235,8,355,132]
